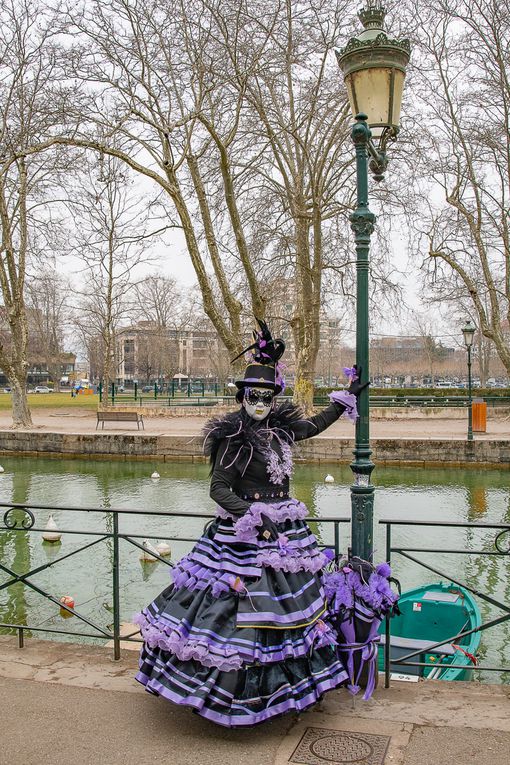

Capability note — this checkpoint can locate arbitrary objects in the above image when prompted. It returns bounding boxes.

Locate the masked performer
[135,320,367,727]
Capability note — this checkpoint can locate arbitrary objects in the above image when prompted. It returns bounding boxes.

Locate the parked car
[34,386,53,394]
[141,385,152,393]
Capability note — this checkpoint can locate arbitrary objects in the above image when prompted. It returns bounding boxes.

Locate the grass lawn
[0,392,99,410]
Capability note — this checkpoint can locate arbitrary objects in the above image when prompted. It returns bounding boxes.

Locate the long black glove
[256,514,279,542]
[347,364,370,398]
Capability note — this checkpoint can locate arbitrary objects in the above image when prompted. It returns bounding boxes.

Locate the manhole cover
[289,727,390,765]
[312,734,372,762]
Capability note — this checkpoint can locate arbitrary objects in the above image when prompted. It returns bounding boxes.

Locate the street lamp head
[462,320,476,349]
[335,2,410,147]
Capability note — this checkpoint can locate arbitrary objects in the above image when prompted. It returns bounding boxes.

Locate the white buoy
[324,474,335,483]
[151,471,160,480]
[139,539,159,562]
[0,466,4,473]
[155,542,171,557]
[42,514,62,542]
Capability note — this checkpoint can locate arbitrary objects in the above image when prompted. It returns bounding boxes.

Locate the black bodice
[206,401,345,516]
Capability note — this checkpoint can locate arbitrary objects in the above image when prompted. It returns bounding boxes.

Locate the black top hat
[235,362,281,393]
[232,318,285,395]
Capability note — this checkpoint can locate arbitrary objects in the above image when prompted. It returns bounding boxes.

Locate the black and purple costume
[134,394,358,726]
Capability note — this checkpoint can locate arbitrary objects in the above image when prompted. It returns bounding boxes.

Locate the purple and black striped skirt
[134,499,348,727]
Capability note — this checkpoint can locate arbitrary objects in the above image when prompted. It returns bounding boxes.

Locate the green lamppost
[336,2,410,560]
[462,320,476,443]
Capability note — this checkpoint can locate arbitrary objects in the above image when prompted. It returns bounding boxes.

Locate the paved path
[1,638,509,764]
[0,407,508,440]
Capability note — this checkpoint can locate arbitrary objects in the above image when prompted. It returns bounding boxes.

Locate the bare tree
[11,0,403,411]
[133,274,181,329]
[55,0,246,360]
[132,275,201,384]
[0,0,73,426]
[25,268,68,390]
[15,0,378,410]
[188,0,361,407]
[67,156,157,404]
[411,314,453,383]
[399,0,510,375]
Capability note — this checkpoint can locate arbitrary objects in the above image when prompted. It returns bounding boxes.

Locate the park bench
[96,411,144,430]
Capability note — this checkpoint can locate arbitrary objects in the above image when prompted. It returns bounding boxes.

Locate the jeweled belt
[240,489,290,502]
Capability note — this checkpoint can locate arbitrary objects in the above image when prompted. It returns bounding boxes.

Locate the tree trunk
[102,336,113,407]
[292,212,320,413]
[0,309,33,428]
[10,371,32,428]
[476,334,491,388]
[294,346,316,414]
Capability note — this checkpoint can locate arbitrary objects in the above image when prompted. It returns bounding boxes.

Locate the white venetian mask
[243,387,274,421]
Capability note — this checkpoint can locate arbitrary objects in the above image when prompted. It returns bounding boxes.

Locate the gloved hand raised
[256,514,279,542]
[346,365,370,398]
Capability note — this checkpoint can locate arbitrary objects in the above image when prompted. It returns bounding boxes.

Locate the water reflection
[139,560,160,582]
[467,486,488,518]
[0,470,32,633]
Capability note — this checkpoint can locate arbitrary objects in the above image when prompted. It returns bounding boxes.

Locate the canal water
[0,456,509,682]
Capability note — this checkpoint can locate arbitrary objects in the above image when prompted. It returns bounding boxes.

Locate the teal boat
[378,582,482,681]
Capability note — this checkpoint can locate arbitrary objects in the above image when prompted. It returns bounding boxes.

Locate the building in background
[115,322,228,385]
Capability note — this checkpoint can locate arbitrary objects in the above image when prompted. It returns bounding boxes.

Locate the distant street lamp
[462,320,476,443]
[336,2,410,560]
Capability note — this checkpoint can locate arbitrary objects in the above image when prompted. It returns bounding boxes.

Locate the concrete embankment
[104,403,510,421]
[0,427,508,466]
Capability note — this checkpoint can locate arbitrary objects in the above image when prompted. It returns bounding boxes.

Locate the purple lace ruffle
[171,557,236,596]
[172,542,327,588]
[266,441,293,484]
[329,390,358,423]
[134,609,336,671]
[229,499,308,542]
[133,611,244,672]
[322,562,398,614]
[256,545,327,574]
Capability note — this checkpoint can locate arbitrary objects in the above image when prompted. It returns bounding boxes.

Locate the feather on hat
[233,318,286,394]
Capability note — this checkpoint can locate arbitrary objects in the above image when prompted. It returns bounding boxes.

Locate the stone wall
[102,404,510,421]
[0,429,507,466]
[295,435,510,467]
[100,404,237,417]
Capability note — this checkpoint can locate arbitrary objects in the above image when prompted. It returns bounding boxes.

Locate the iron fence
[0,501,349,659]
[314,395,510,408]
[381,518,510,686]
[2,502,509,684]
[104,394,510,409]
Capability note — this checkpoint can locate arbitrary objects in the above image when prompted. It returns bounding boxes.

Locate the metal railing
[3,503,509,682]
[314,395,510,408]
[99,386,510,409]
[0,501,350,659]
[380,518,510,686]
[113,396,234,407]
